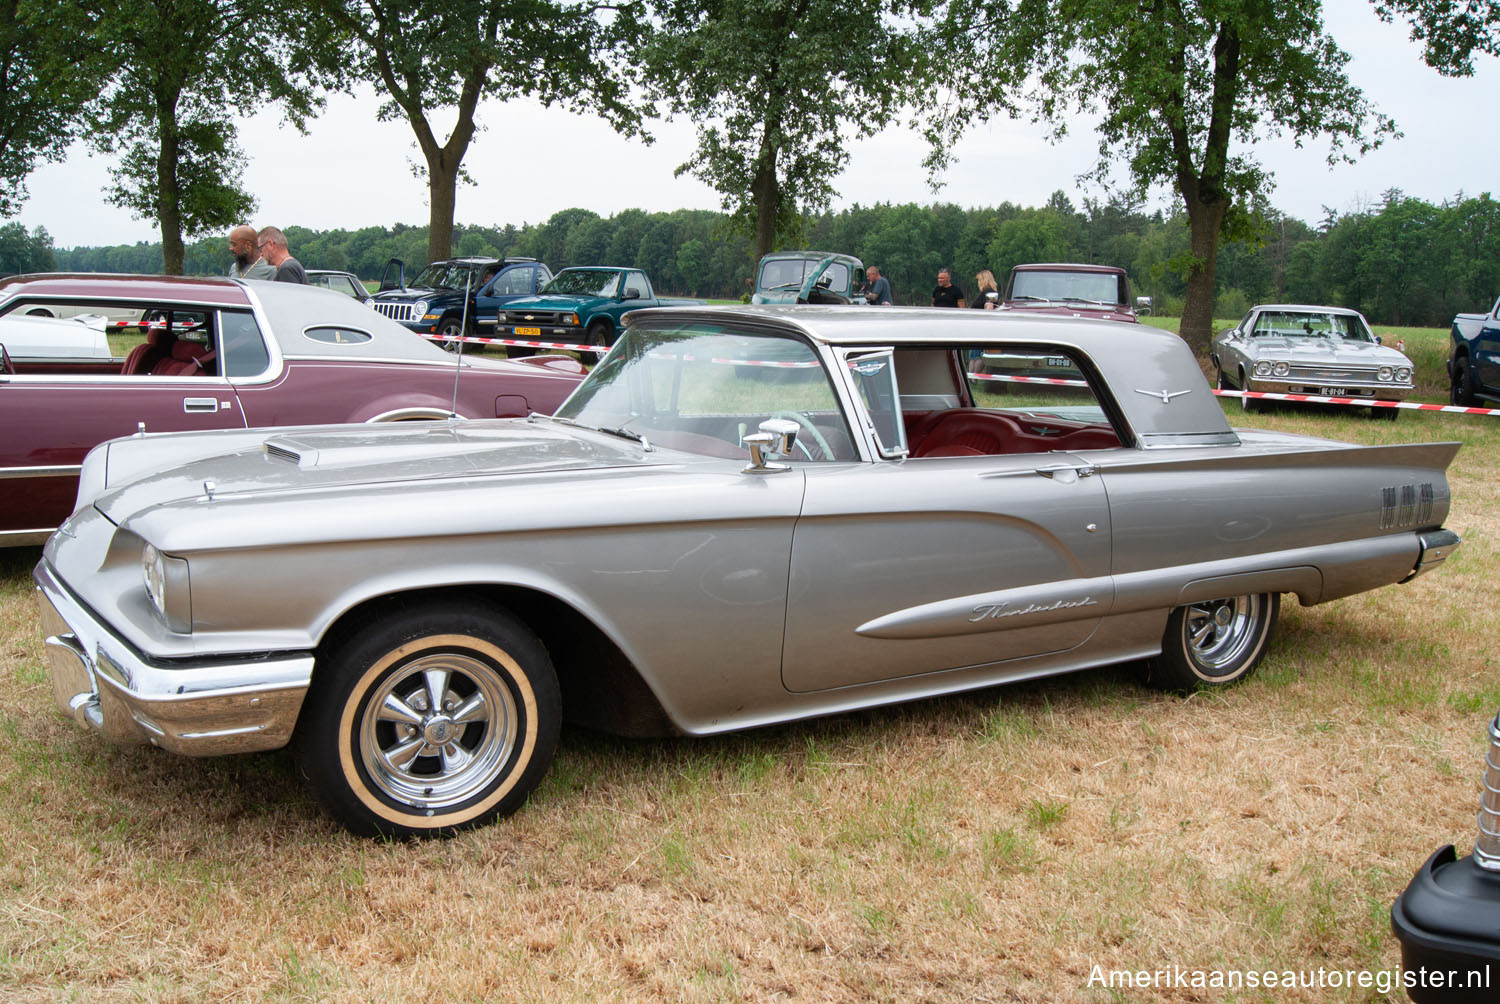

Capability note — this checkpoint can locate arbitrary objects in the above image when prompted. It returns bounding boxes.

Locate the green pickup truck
[496,267,704,349]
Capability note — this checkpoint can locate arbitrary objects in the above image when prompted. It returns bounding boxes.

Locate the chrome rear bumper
[1404,528,1462,582]
[33,559,313,756]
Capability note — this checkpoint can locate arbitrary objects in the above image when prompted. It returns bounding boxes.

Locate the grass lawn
[1,332,1495,1001]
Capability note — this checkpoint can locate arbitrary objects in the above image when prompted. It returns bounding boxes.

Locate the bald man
[227,225,275,280]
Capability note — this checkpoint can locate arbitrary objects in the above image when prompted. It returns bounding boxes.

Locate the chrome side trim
[1,529,55,546]
[0,464,79,479]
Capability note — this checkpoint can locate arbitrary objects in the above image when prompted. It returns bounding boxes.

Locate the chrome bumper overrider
[1404,528,1462,582]
[33,560,313,756]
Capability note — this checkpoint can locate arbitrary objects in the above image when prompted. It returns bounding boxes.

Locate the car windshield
[554,322,857,461]
[1251,311,1374,342]
[541,270,621,297]
[1010,271,1124,306]
[758,258,850,292]
[411,263,481,290]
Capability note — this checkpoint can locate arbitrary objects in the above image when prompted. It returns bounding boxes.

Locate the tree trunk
[158,108,184,275]
[1178,192,1226,356]
[750,144,778,263]
[426,154,458,262]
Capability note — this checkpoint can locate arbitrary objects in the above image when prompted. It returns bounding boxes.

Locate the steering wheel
[770,410,835,461]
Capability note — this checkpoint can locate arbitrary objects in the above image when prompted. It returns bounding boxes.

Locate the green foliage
[311,0,650,262]
[0,222,57,273]
[86,0,332,273]
[642,0,934,261]
[50,189,1500,323]
[0,1,109,218]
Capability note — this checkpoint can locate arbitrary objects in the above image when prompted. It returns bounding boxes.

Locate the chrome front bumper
[33,559,314,756]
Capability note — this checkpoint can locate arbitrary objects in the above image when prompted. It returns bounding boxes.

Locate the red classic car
[0,274,587,545]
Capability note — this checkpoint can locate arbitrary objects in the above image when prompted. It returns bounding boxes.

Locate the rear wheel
[1146,593,1280,692]
[295,601,560,837]
[437,315,469,353]
[1452,354,1478,407]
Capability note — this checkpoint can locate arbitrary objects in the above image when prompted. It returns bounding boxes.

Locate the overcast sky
[13,0,1498,251]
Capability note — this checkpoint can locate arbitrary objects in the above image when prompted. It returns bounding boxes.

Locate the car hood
[999,302,1138,323]
[93,419,665,528]
[1245,337,1410,363]
[503,293,604,311]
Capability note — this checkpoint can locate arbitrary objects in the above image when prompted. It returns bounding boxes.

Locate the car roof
[761,251,861,263]
[0,273,255,307]
[1248,304,1365,316]
[623,304,1234,445]
[1011,263,1127,274]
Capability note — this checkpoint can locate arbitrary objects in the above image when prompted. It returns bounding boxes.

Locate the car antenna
[448,269,472,419]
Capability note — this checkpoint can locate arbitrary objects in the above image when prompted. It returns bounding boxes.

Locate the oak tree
[313,0,649,263]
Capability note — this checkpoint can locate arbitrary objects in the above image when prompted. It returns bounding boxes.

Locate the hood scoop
[263,434,480,470]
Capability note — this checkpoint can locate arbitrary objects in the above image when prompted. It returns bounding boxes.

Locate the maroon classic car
[1000,263,1138,323]
[0,274,587,545]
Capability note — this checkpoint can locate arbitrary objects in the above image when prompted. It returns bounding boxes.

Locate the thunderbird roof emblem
[1136,388,1192,403]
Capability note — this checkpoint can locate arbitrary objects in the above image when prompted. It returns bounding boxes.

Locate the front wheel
[1145,593,1280,692]
[294,601,560,837]
[586,318,613,348]
[1237,368,1258,412]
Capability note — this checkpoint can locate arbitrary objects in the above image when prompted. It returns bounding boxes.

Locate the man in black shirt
[931,268,965,308]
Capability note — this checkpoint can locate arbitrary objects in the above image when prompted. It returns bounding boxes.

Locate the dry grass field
[1,325,1495,1003]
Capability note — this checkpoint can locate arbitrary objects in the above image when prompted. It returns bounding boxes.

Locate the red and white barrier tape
[970,371,1088,387]
[1212,388,1500,416]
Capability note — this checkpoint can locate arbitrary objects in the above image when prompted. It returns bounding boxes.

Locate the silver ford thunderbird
[34,306,1461,836]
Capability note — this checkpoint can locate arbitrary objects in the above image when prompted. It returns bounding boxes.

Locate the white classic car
[1210,303,1416,416]
[34,306,1461,837]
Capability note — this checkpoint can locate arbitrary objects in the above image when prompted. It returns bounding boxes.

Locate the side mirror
[622,288,641,301]
[743,418,800,474]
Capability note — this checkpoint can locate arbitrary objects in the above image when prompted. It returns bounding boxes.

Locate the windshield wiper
[599,425,652,450]
[1011,294,1051,302]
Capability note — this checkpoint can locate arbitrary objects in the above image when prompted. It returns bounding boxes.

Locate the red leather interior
[152,339,212,376]
[121,327,171,375]
[908,408,1120,458]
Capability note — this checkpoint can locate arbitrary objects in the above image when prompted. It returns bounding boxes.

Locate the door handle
[1035,465,1098,482]
[183,397,220,413]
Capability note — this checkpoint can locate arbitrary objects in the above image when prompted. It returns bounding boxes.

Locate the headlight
[1396,367,1412,383]
[563,313,578,325]
[412,300,429,316]
[141,542,191,633]
[1272,361,1290,377]
[1378,366,1394,382]
[1254,361,1273,377]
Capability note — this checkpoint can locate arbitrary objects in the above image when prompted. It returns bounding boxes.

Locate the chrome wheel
[358,651,518,811]
[1146,592,1279,691]
[1183,595,1262,677]
[295,602,560,837]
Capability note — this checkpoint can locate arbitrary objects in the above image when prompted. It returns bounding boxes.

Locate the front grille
[370,301,421,323]
[503,310,574,326]
[1286,365,1378,382]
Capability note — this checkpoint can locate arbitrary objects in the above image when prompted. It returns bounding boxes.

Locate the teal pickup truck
[497,267,704,349]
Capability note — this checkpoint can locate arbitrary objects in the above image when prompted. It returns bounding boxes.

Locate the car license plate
[1319,386,1348,396]
[1046,356,1069,368]
[514,326,541,336]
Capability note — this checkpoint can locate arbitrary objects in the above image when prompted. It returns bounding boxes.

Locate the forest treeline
[6,188,1497,328]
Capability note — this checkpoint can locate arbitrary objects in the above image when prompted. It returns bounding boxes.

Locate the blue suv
[365,257,552,349]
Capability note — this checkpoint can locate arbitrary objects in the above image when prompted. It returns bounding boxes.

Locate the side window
[533,265,551,291]
[624,271,647,298]
[492,267,532,296]
[901,345,1123,459]
[845,349,906,458]
[220,311,270,378]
